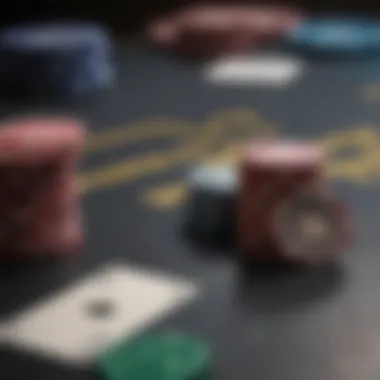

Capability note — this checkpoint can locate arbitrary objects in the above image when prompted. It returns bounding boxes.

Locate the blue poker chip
[0,22,114,97]
[0,22,110,52]
[284,17,380,58]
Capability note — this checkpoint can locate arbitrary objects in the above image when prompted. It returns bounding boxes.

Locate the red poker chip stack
[0,117,85,257]
[147,14,179,49]
[238,140,332,263]
[146,5,302,59]
[174,7,257,58]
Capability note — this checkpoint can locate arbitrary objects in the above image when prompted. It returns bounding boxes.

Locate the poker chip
[0,117,85,257]
[244,140,325,167]
[204,54,304,87]
[273,192,350,264]
[0,117,85,164]
[284,17,380,58]
[183,164,237,244]
[0,22,114,97]
[97,332,211,380]
[147,5,302,58]
[187,164,237,194]
[147,17,179,47]
[238,139,328,261]
[238,5,302,37]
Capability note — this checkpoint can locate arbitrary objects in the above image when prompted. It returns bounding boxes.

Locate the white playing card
[204,54,304,87]
[0,262,198,365]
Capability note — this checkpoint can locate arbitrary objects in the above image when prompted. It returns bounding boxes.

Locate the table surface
[1,43,380,380]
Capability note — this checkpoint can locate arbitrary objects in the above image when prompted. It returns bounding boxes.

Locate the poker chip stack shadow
[182,139,352,266]
[0,116,86,258]
[0,22,114,100]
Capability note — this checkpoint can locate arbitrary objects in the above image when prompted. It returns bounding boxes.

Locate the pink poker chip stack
[146,5,303,59]
[0,116,86,257]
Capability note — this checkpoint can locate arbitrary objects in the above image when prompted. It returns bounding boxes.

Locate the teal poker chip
[284,17,380,58]
[97,332,211,380]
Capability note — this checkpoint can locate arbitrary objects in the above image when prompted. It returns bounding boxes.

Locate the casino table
[1,42,380,380]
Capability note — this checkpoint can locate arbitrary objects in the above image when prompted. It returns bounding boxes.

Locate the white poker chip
[187,164,237,195]
[203,54,304,87]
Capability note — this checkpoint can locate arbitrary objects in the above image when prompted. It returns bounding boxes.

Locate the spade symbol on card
[0,263,199,365]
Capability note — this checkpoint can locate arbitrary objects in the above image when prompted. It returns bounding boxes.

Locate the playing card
[204,54,304,87]
[0,262,198,365]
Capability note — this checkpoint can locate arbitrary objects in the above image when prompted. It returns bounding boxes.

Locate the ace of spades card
[0,262,199,365]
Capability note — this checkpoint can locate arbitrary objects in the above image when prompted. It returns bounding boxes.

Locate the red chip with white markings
[238,139,327,262]
[272,192,351,264]
[0,116,85,257]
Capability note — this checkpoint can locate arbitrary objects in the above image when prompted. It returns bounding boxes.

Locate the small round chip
[0,22,114,97]
[146,17,179,46]
[284,17,380,58]
[244,139,325,168]
[272,192,351,264]
[183,164,237,244]
[97,331,211,380]
[188,164,237,195]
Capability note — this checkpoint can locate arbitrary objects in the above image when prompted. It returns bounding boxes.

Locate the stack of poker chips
[146,5,302,59]
[0,116,85,257]
[183,139,351,265]
[0,22,114,98]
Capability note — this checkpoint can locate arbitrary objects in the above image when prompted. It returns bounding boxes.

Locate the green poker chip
[97,332,211,380]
